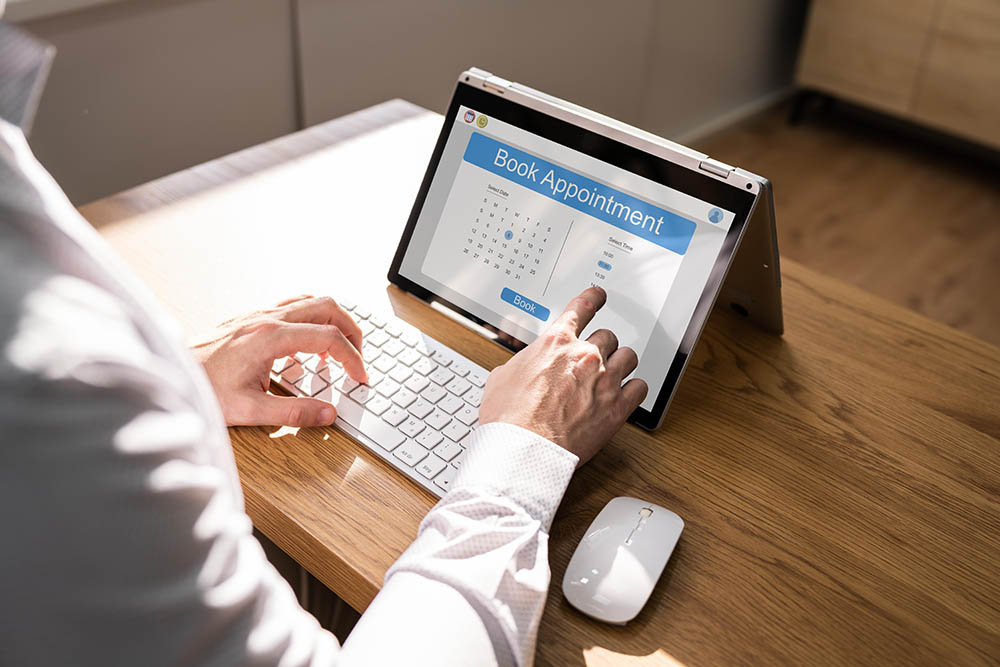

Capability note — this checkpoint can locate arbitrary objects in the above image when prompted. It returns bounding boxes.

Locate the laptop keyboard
[270,299,489,497]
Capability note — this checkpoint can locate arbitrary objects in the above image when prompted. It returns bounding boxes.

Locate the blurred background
[7,0,999,345]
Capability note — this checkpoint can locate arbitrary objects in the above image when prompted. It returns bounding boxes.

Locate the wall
[16,0,806,205]
[298,0,808,141]
[21,0,298,204]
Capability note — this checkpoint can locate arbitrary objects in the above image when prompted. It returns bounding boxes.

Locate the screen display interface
[398,105,737,411]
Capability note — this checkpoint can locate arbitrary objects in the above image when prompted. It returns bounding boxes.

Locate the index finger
[269,322,368,383]
[277,296,364,353]
[552,286,607,338]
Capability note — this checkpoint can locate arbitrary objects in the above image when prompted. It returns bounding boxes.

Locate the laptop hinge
[483,75,513,94]
[699,158,735,178]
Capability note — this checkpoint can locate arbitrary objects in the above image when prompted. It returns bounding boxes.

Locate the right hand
[478,287,647,466]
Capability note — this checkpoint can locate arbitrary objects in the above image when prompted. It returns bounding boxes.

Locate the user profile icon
[708,208,723,223]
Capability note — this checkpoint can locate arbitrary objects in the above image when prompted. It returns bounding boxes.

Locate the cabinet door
[911,0,1000,149]
[796,0,939,114]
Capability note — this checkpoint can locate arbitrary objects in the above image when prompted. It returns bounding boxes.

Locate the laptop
[272,67,783,497]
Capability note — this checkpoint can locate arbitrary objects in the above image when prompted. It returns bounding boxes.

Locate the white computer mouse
[562,496,684,625]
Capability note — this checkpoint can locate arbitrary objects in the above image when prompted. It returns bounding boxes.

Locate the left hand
[192,295,367,427]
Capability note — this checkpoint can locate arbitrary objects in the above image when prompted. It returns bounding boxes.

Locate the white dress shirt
[0,22,578,667]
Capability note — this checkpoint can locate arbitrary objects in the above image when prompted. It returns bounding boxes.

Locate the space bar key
[335,396,406,452]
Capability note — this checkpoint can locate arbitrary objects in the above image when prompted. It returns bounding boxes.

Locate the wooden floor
[695,104,1000,347]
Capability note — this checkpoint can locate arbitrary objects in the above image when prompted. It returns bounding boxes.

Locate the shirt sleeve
[339,422,578,667]
[0,267,343,667]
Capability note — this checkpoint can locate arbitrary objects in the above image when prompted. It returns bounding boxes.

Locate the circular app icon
[708,208,724,223]
[476,115,489,128]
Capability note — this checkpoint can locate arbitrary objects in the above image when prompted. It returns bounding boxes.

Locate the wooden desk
[81,100,1000,666]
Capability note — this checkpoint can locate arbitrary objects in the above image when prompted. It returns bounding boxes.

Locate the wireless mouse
[562,496,684,624]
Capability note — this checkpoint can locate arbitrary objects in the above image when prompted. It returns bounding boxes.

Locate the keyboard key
[318,362,344,383]
[434,466,457,491]
[455,405,478,426]
[272,356,294,374]
[365,395,393,416]
[434,439,463,462]
[431,350,452,367]
[438,394,464,415]
[332,375,360,395]
[416,455,448,480]
[416,428,443,449]
[399,417,425,438]
[282,363,305,384]
[421,384,447,404]
[463,387,483,407]
[391,388,418,408]
[277,375,300,395]
[451,449,467,469]
[401,330,422,347]
[369,313,387,328]
[296,373,329,397]
[349,384,377,404]
[443,421,469,443]
[413,358,437,376]
[446,377,471,397]
[430,368,455,386]
[388,365,413,383]
[385,321,404,337]
[383,339,406,357]
[368,329,391,347]
[425,409,452,431]
[304,355,328,373]
[382,405,408,427]
[408,398,435,419]
[359,320,376,337]
[467,371,487,388]
[450,361,470,378]
[373,355,396,373]
[333,397,405,452]
[338,297,356,311]
[375,379,401,398]
[353,304,371,319]
[366,370,384,387]
[397,348,422,367]
[393,440,429,467]
[362,345,382,363]
[404,374,430,393]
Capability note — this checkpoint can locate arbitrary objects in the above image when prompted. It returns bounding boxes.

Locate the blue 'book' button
[500,287,550,322]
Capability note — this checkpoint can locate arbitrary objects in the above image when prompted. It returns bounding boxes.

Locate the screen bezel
[388,82,757,429]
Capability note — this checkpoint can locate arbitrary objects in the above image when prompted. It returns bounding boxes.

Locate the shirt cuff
[451,422,578,530]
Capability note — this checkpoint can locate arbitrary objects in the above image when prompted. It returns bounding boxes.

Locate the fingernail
[319,406,335,424]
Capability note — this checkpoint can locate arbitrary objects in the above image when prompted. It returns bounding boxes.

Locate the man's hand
[191,295,366,427]
[479,287,647,465]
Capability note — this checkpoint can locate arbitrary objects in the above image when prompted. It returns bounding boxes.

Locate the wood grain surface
[82,100,1000,666]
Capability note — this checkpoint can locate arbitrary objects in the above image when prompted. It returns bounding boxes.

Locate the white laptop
[273,67,783,497]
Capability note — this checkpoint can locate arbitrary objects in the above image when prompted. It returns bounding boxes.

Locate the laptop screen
[392,85,756,421]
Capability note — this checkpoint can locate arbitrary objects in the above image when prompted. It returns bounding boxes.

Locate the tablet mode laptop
[389,68,782,430]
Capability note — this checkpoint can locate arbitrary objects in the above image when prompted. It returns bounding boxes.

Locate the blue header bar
[462,132,696,255]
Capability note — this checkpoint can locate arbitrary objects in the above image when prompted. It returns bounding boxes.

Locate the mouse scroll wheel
[639,508,653,518]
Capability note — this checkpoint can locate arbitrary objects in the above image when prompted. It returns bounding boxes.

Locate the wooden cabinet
[796,0,1000,150]
[911,0,1000,147]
